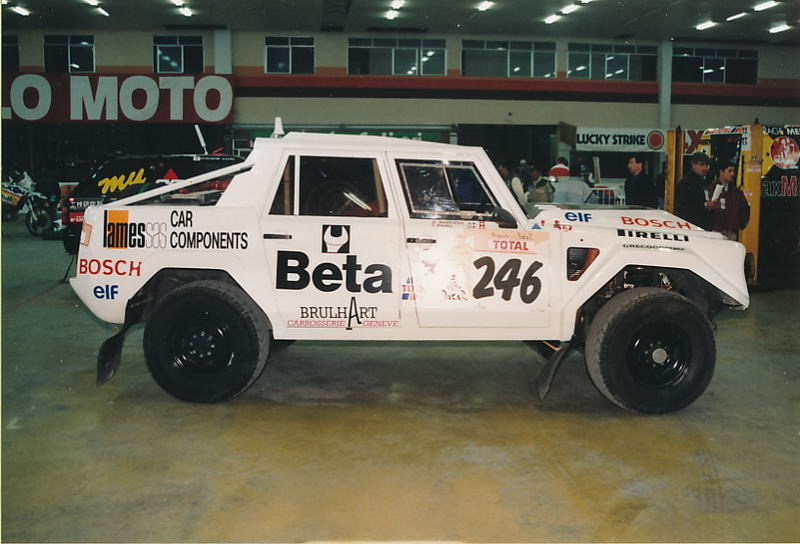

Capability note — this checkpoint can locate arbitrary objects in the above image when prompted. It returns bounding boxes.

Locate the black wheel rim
[167,310,235,376]
[625,321,692,388]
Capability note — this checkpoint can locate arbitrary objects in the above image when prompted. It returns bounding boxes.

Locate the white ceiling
[2,0,799,45]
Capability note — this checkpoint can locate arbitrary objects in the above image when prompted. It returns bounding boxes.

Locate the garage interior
[3,0,800,541]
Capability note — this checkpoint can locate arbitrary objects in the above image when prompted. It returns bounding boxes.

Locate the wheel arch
[122,267,274,331]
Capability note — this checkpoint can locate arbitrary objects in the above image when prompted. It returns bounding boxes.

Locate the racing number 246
[473,257,543,303]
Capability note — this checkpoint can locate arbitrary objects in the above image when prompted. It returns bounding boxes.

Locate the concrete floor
[2,218,799,542]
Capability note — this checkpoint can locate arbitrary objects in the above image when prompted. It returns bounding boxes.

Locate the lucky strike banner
[762,125,800,198]
[1,73,233,123]
[575,127,666,152]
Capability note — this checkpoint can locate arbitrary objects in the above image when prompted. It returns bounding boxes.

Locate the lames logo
[103,210,168,249]
[322,225,350,253]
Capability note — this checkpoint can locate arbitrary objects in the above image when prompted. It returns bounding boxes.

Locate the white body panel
[70,132,749,342]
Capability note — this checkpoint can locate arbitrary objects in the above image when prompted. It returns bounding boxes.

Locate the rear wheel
[585,287,715,414]
[143,280,270,402]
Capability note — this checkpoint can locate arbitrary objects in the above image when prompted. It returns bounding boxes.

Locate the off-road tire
[143,280,270,402]
[585,287,715,414]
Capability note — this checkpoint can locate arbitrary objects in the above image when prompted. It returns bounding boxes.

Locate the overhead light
[169,0,184,5]
[561,4,580,14]
[179,6,192,16]
[11,5,30,15]
[83,0,99,5]
[70,63,80,69]
[477,1,494,11]
[703,68,714,73]
[615,69,624,74]
[576,65,586,71]
[390,0,405,8]
[607,55,615,60]
[513,66,520,72]
[726,12,747,21]
[753,1,778,11]
[96,6,109,15]
[769,23,791,33]
[385,9,399,19]
[544,14,561,24]
[696,20,717,30]
[579,0,594,3]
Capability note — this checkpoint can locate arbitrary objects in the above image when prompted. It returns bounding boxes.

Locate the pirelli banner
[576,127,666,152]
[1,73,233,123]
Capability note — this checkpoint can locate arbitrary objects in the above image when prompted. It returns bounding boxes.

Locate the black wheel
[25,207,51,236]
[585,287,715,414]
[143,280,271,402]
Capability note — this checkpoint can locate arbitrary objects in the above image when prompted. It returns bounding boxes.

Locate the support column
[214,29,232,75]
[658,40,673,129]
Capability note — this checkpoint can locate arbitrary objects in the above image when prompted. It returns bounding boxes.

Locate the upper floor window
[44,35,94,73]
[153,36,203,74]
[396,160,496,219]
[348,38,446,76]
[265,36,314,74]
[567,43,657,80]
[462,40,556,78]
[672,47,757,84]
[270,156,389,217]
[3,35,19,72]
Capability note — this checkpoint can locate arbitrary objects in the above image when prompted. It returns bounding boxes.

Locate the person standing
[624,154,658,207]
[498,163,526,207]
[548,156,569,181]
[706,160,750,241]
[527,165,554,203]
[675,152,712,229]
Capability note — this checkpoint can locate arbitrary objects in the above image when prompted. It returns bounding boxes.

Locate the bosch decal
[93,285,120,299]
[621,216,692,230]
[79,259,141,276]
[322,225,350,253]
[276,251,392,293]
[617,229,689,242]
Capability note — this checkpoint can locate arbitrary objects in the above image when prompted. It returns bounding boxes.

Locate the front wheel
[585,288,715,414]
[143,280,271,402]
[25,206,52,236]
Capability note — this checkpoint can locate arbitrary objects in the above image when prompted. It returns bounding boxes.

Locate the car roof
[253,131,477,153]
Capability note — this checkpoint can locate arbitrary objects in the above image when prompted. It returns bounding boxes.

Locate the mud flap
[96,298,146,386]
[533,339,575,400]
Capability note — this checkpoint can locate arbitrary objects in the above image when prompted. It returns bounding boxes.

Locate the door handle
[263,233,293,240]
[407,237,436,244]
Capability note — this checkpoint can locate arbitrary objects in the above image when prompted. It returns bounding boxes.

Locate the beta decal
[288,297,399,329]
[322,225,350,253]
[276,250,392,293]
[473,257,543,303]
[621,216,692,230]
[93,285,120,299]
[617,229,689,242]
[79,258,141,276]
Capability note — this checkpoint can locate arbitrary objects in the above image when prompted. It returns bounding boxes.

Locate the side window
[269,156,388,217]
[397,160,496,218]
[270,156,295,215]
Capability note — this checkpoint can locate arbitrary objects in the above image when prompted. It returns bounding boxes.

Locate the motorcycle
[2,169,57,236]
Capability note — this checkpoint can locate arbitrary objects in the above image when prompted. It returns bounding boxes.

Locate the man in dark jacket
[675,152,711,229]
[706,160,750,241]
[624,154,658,207]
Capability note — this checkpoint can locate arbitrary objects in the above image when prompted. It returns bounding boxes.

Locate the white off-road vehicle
[70,128,749,413]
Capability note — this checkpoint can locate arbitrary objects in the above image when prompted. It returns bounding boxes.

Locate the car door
[391,155,554,329]
[260,151,403,338]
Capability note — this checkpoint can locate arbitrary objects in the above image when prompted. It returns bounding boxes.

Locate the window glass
[533,50,556,78]
[673,56,702,82]
[462,49,506,77]
[725,58,757,84]
[702,57,724,83]
[397,161,496,218]
[270,157,295,215]
[299,157,388,217]
[291,46,314,74]
[394,48,418,75]
[153,36,202,73]
[2,36,19,72]
[568,52,590,78]
[44,34,95,73]
[422,50,445,75]
[156,45,182,73]
[267,47,290,73]
[606,54,627,79]
[509,51,531,77]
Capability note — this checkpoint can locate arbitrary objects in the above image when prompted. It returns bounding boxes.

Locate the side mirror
[491,206,518,229]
